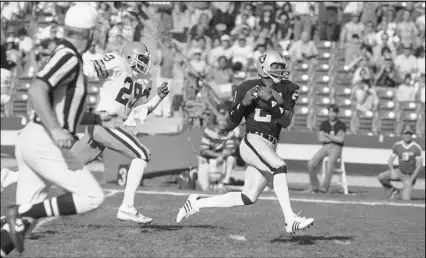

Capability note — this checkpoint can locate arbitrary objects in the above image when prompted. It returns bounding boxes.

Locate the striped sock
[18,193,77,219]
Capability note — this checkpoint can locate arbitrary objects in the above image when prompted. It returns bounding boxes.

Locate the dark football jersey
[231,79,299,139]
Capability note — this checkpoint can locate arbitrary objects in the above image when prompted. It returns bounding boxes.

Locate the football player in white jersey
[70,41,170,224]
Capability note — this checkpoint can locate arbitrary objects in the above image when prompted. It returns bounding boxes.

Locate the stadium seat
[400,111,418,129]
[321,156,349,195]
[316,59,330,67]
[12,92,29,116]
[335,96,352,108]
[315,107,329,128]
[335,86,352,97]
[317,52,331,61]
[15,81,31,92]
[314,75,330,84]
[315,63,330,72]
[376,88,395,100]
[398,101,417,111]
[378,110,396,135]
[357,111,375,134]
[291,72,309,82]
[88,85,100,94]
[292,105,310,130]
[317,41,332,50]
[315,96,331,107]
[316,84,330,97]
[338,108,353,126]
[379,99,395,110]
[293,62,309,72]
[299,84,310,95]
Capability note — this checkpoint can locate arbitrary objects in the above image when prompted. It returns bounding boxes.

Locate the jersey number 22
[115,77,144,108]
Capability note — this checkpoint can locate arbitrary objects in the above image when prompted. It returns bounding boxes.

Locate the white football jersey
[83,53,152,119]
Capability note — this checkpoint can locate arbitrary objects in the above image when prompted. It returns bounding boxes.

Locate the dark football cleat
[4,205,26,253]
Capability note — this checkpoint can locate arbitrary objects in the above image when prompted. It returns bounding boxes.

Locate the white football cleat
[117,205,153,224]
[176,194,200,224]
[1,168,18,192]
[285,212,314,234]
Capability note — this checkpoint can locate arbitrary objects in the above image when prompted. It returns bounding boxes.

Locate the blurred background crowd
[0,1,425,136]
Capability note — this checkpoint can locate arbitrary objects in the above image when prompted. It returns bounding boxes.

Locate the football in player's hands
[157,82,170,98]
[255,87,284,109]
[242,87,259,106]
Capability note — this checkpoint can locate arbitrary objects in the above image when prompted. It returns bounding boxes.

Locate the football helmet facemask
[121,41,151,74]
[256,50,290,83]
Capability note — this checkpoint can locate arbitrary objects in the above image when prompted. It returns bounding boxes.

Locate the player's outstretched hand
[157,82,170,98]
[256,86,273,102]
[50,128,75,149]
[242,86,259,106]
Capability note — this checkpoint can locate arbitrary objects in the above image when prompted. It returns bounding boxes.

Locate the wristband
[267,97,284,119]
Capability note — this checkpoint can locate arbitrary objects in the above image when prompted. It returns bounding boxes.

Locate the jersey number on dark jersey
[115,77,144,108]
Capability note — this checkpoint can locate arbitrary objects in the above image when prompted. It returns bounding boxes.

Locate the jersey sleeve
[392,143,399,156]
[319,121,328,132]
[282,84,299,112]
[231,82,249,109]
[337,121,347,133]
[414,144,423,157]
[83,53,120,80]
[36,50,79,89]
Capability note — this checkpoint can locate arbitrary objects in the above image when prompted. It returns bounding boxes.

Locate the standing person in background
[292,2,313,40]
[306,105,346,194]
[318,2,341,42]
[340,11,365,65]
[154,39,174,118]
[378,125,424,201]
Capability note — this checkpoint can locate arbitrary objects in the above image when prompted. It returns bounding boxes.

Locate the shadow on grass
[271,235,354,245]
[140,224,226,232]
[27,230,57,240]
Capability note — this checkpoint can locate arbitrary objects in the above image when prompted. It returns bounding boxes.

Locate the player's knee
[377,173,387,183]
[139,148,151,162]
[241,193,255,205]
[273,163,287,175]
[87,184,105,210]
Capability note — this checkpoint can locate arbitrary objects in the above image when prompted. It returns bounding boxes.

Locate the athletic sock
[18,193,78,219]
[0,230,14,257]
[273,173,295,221]
[122,159,147,208]
[197,192,244,209]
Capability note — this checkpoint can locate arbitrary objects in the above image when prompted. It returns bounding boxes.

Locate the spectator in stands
[395,44,417,78]
[373,33,397,62]
[235,4,256,29]
[396,74,416,102]
[208,34,233,68]
[288,31,318,64]
[415,45,425,77]
[95,4,112,49]
[292,2,313,40]
[377,125,424,201]
[276,12,293,44]
[363,21,377,47]
[154,39,175,118]
[189,49,207,76]
[340,11,365,65]
[17,28,33,56]
[415,72,425,103]
[230,36,253,72]
[318,2,341,42]
[172,2,190,33]
[253,40,268,63]
[351,75,379,133]
[257,9,276,37]
[375,56,401,87]
[206,56,234,100]
[188,23,212,53]
[197,113,237,191]
[396,9,418,48]
[306,104,346,194]
[106,34,125,55]
[210,2,236,35]
[347,44,374,76]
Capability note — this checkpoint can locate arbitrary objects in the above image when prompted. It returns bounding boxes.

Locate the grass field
[1,176,425,258]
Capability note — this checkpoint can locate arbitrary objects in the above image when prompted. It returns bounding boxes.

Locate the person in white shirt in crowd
[292,2,313,40]
[235,4,256,29]
[414,73,425,104]
[373,33,397,63]
[189,49,207,76]
[288,31,318,65]
[363,21,377,48]
[340,11,365,65]
[230,36,253,72]
[187,36,209,63]
[17,28,33,56]
[396,74,416,103]
[230,24,255,48]
[396,9,419,48]
[395,44,417,78]
[208,35,233,68]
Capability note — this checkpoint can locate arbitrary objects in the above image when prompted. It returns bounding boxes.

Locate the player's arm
[410,146,424,181]
[318,122,331,143]
[327,124,346,144]
[224,84,257,132]
[273,87,300,128]
[145,82,170,114]
[83,53,116,80]
[388,145,398,173]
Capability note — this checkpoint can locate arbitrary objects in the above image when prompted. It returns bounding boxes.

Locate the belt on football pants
[247,131,278,145]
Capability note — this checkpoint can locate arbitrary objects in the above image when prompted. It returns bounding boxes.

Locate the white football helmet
[121,41,152,75]
[256,50,290,83]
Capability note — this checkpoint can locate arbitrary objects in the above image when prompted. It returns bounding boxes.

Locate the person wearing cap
[1,4,102,255]
[307,104,347,193]
[378,125,424,201]
[395,44,417,78]
[208,34,233,68]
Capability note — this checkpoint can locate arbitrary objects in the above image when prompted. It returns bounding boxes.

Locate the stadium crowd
[0,2,425,191]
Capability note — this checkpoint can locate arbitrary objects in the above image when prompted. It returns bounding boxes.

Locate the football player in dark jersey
[176,50,314,234]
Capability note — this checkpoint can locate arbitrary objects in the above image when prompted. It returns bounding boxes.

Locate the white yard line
[103,188,425,208]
